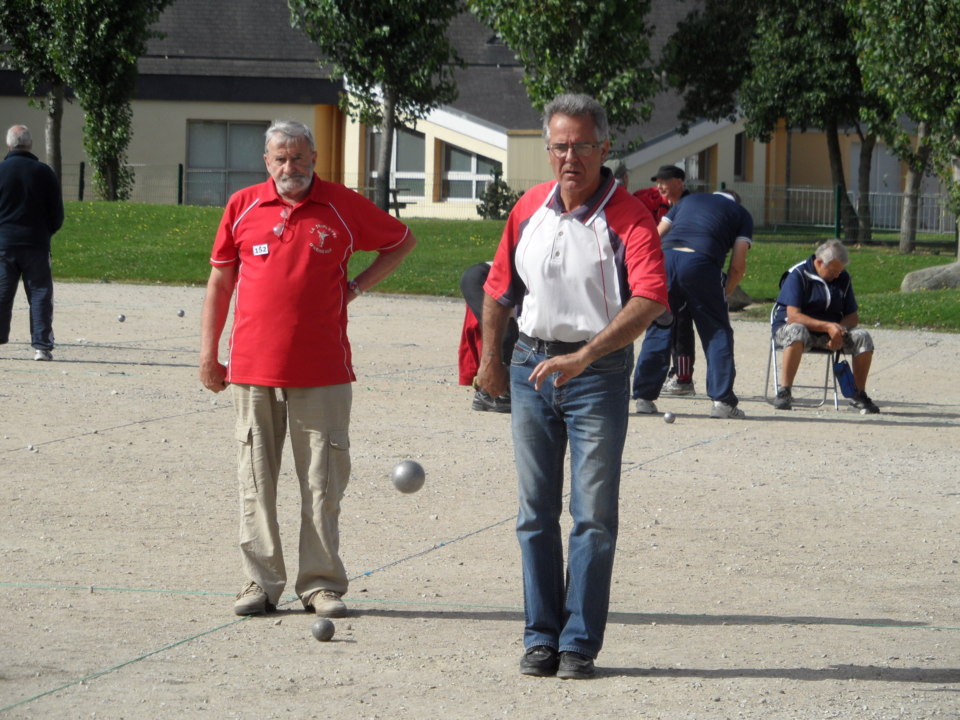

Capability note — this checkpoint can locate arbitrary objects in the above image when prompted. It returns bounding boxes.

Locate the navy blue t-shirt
[662,192,753,266]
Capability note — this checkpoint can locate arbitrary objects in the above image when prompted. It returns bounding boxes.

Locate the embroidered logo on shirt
[308,224,336,254]
[253,243,269,256]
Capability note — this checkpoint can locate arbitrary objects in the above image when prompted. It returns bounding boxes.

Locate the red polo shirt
[210,175,410,387]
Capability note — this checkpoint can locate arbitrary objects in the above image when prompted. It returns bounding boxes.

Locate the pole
[834,185,842,238]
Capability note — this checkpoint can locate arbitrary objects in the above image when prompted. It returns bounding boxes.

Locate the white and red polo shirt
[210,175,410,387]
[484,169,667,343]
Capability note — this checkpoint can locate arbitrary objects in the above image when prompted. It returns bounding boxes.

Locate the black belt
[518,332,588,357]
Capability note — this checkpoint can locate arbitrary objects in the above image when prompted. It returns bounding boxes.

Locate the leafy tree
[0,0,68,181]
[663,0,892,244]
[660,0,759,134]
[851,0,960,253]
[289,0,464,213]
[468,0,658,137]
[47,0,173,201]
[476,168,519,220]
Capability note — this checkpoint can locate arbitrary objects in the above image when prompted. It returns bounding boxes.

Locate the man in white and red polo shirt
[477,94,668,680]
[199,120,415,619]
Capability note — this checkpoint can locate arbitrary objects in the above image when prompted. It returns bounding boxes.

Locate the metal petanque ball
[311,617,335,642]
[663,412,676,424]
[391,460,425,494]
[117,314,126,323]
[177,309,185,317]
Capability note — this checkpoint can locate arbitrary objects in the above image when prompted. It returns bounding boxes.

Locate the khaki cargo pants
[232,383,351,607]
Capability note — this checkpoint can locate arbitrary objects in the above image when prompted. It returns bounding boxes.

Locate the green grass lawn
[54,202,960,331]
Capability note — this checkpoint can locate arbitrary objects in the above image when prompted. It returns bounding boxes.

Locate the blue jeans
[632,249,737,405]
[510,337,631,659]
[0,246,54,350]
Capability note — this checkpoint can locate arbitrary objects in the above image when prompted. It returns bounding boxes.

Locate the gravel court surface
[1,282,958,719]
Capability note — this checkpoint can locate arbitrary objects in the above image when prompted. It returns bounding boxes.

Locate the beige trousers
[232,383,352,606]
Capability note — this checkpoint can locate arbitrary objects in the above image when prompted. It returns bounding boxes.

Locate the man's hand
[200,358,230,393]
[476,355,509,398]
[825,322,846,350]
[528,350,589,390]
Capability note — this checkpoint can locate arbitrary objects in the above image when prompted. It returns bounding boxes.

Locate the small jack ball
[311,617,335,642]
[391,460,425,493]
[117,314,126,322]
[663,412,676,424]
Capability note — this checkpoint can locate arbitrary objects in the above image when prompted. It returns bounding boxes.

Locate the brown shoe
[306,589,347,618]
[233,581,273,615]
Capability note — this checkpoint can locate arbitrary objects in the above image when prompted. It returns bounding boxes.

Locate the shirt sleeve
[210,198,243,266]
[349,194,411,252]
[484,203,522,307]
[622,199,668,307]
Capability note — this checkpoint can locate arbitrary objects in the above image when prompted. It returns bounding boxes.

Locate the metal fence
[59,163,957,234]
[730,183,956,235]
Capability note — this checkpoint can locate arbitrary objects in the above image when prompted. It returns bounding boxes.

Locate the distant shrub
[476,170,520,220]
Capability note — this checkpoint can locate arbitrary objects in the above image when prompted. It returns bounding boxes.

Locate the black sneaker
[850,390,880,414]
[557,651,595,679]
[519,645,559,676]
[472,390,511,413]
[773,386,792,410]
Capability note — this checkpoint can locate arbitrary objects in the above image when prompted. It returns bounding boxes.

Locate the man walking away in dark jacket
[0,125,64,361]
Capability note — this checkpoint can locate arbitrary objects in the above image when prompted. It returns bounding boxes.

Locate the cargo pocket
[319,429,351,500]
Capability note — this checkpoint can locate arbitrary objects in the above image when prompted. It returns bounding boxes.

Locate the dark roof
[443,11,540,130]
[137,0,340,104]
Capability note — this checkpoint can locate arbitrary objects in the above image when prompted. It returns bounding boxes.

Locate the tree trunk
[44,83,65,184]
[824,116,859,243]
[375,89,397,214]
[899,121,932,254]
[856,133,876,244]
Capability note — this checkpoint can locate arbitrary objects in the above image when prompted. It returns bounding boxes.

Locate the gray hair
[815,238,849,266]
[264,120,315,153]
[542,94,610,143]
[6,125,32,150]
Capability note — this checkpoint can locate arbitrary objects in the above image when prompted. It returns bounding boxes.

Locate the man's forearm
[351,233,417,293]
[479,293,511,364]
[579,296,667,364]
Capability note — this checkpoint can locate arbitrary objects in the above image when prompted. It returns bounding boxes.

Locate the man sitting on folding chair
[771,238,880,413]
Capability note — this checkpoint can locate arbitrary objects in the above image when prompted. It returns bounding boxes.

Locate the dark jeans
[511,338,632,658]
[0,246,54,350]
[633,249,737,405]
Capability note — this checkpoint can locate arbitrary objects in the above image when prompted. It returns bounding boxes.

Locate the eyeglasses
[546,142,604,158]
[273,206,291,237]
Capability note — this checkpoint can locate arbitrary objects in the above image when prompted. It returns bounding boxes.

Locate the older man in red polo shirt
[200,120,416,619]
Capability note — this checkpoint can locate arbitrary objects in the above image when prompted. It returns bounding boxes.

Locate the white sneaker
[662,377,695,395]
[635,399,658,414]
[710,401,745,419]
[34,349,53,361]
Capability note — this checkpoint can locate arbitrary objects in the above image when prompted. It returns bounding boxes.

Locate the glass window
[734,132,746,181]
[396,129,425,172]
[186,120,270,206]
[366,126,426,200]
[439,142,502,201]
[445,145,472,172]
